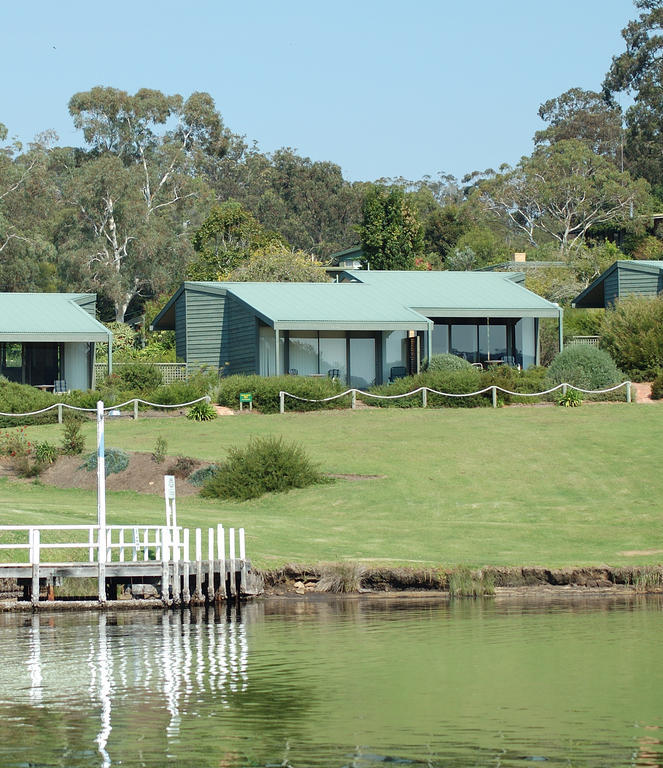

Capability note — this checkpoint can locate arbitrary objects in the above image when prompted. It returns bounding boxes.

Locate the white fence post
[279,391,285,414]
[351,390,357,409]
[492,386,497,408]
[31,529,40,606]
[626,381,632,403]
[133,400,139,420]
[422,388,427,408]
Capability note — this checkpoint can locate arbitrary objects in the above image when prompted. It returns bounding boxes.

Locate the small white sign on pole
[164,475,177,530]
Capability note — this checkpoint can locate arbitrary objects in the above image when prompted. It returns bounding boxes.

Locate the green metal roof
[223,282,432,331]
[0,293,111,342]
[343,270,561,318]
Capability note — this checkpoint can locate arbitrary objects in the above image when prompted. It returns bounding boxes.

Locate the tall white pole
[96,401,107,602]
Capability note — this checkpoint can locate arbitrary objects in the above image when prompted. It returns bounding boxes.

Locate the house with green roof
[152,272,562,386]
[573,260,663,308]
[0,293,112,390]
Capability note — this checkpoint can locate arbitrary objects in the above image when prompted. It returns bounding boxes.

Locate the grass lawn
[1,404,662,569]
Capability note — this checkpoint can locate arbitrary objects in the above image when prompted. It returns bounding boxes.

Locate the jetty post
[96,401,107,603]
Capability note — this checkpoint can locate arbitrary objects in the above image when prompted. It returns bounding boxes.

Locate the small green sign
[239,392,253,403]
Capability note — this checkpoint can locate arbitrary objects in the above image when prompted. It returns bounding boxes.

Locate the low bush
[423,353,473,372]
[188,464,220,487]
[369,369,488,408]
[151,436,168,464]
[0,381,56,427]
[34,441,59,464]
[480,365,548,405]
[216,374,348,414]
[200,436,330,501]
[599,295,663,380]
[114,362,162,392]
[186,400,216,421]
[167,456,197,479]
[80,448,130,476]
[61,417,86,455]
[650,372,663,400]
[556,389,582,407]
[546,345,623,394]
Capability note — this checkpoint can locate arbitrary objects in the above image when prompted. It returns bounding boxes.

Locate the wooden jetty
[0,523,263,607]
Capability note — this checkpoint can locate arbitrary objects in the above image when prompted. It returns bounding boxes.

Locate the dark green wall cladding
[184,288,225,368]
[617,264,662,301]
[72,295,97,317]
[604,271,619,306]
[224,295,257,375]
[175,292,187,361]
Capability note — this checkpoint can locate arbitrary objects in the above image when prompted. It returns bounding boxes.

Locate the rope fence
[0,395,210,422]
[278,381,633,412]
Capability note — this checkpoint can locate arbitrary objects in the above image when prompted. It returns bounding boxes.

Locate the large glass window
[451,325,478,362]
[1,343,23,382]
[319,332,347,380]
[431,324,449,355]
[288,332,319,376]
[349,335,376,388]
[258,324,276,376]
[478,323,507,362]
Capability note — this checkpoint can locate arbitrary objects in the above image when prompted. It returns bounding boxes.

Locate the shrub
[61,417,86,455]
[167,456,197,479]
[545,345,623,393]
[151,436,168,463]
[200,436,330,501]
[216,374,347,414]
[316,562,364,593]
[556,389,582,407]
[599,295,663,380]
[0,381,57,427]
[186,400,216,421]
[423,353,473,372]
[0,426,31,457]
[651,372,663,400]
[114,363,163,392]
[369,368,487,408]
[80,448,129,476]
[480,365,547,405]
[188,464,220,487]
[34,441,59,465]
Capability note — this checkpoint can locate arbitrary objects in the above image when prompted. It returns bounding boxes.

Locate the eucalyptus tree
[603,0,663,189]
[477,140,651,254]
[58,87,231,320]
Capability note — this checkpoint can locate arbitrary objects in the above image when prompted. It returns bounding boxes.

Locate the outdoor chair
[328,369,340,379]
[288,369,298,376]
[53,380,69,394]
[389,366,407,382]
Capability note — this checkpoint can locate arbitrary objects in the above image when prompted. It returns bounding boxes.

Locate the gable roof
[152,271,562,332]
[0,293,111,342]
[343,270,561,318]
[572,260,663,308]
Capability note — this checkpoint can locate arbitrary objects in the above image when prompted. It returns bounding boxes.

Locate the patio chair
[53,380,69,394]
[389,366,408,382]
[288,369,298,376]
[327,369,340,379]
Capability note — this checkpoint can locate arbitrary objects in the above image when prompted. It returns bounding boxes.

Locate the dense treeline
[1,0,662,321]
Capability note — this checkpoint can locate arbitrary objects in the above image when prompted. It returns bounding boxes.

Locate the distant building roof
[573,260,663,308]
[0,293,111,342]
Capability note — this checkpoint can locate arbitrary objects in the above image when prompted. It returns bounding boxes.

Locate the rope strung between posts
[279,381,632,403]
[0,395,210,418]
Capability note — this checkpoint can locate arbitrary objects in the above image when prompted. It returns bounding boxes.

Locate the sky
[2,0,636,183]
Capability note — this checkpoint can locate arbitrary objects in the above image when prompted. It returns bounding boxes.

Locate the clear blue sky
[2,0,635,183]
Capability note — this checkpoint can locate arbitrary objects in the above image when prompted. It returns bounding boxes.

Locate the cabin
[573,260,663,308]
[0,293,112,391]
[152,272,562,386]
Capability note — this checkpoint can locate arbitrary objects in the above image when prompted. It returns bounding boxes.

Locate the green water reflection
[0,595,660,767]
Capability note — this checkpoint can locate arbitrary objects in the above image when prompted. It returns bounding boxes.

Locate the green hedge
[215,374,349,414]
[0,381,58,427]
[368,369,489,408]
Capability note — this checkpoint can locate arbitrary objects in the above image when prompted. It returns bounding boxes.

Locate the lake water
[0,595,661,767]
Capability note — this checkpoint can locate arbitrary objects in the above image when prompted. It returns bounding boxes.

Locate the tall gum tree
[60,87,229,320]
[477,140,652,254]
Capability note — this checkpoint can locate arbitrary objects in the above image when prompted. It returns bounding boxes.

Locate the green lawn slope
[1,404,661,569]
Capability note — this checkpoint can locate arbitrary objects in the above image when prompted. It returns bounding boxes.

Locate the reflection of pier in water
[3,606,253,767]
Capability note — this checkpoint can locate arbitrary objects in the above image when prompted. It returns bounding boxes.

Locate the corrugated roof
[344,271,561,318]
[0,293,111,342]
[222,282,432,330]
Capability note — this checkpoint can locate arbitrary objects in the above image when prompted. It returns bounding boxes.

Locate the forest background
[1,0,663,341]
